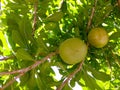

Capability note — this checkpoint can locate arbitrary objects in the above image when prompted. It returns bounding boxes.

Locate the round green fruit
[59,38,88,64]
[88,28,109,48]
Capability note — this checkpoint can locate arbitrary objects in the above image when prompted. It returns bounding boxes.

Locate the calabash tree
[0,0,120,90]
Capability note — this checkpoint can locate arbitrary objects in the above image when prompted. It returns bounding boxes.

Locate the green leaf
[60,0,67,13]
[40,61,52,75]
[82,71,102,90]
[111,0,117,5]
[16,48,34,61]
[85,65,111,82]
[110,32,120,40]
[12,30,26,47]
[63,84,72,90]
[45,11,64,22]
[18,16,33,46]
[35,73,46,90]
[36,36,48,52]
[45,22,57,30]
[74,27,80,37]
[20,72,29,86]
[70,78,76,87]
[0,39,3,47]
[26,70,38,89]
[7,3,27,10]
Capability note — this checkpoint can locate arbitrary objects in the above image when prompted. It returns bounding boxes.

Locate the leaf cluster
[0,0,120,90]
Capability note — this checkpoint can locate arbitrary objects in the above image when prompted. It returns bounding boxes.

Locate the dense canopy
[0,0,120,90]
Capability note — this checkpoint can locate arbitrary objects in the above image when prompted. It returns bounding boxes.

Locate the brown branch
[57,60,84,90]
[118,0,120,8]
[0,51,57,76]
[2,73,24,89]
[0,51,58,89]
[32,0,38,36]
[0,55,15,61]
[86,0,98,32]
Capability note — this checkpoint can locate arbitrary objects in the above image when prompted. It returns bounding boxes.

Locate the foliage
[0,0,120,90]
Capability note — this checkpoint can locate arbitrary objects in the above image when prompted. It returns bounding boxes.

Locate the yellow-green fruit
[88,28,109,48]
[59,38,88,64]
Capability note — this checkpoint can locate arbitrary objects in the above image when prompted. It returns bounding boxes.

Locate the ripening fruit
[88,28,109,48]
[59,38,88,64]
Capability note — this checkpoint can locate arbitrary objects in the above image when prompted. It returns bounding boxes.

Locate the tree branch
[118,0,120,8]
[0,51,58,89]
[2,73,24,89]
[86,0,98,32]
[0,51,57,76]
[0,55,15,61]
[57,60,84,90]
[32,0,38,36]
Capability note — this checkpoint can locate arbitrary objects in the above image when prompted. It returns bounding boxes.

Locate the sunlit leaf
[1,0,120,89]
[82,71,102,90]
[86,65,111,82]
[45,11,64,22]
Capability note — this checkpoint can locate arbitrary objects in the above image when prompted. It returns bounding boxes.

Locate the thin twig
[0,51,57,76]
[2,73,24,89]
[0,59,46,75]
[32,0,38,35]
[86,0,98,32]
[0,51,58,89]
[57,60,84,90]
[118,0,120,8]
[0,55,15,61]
